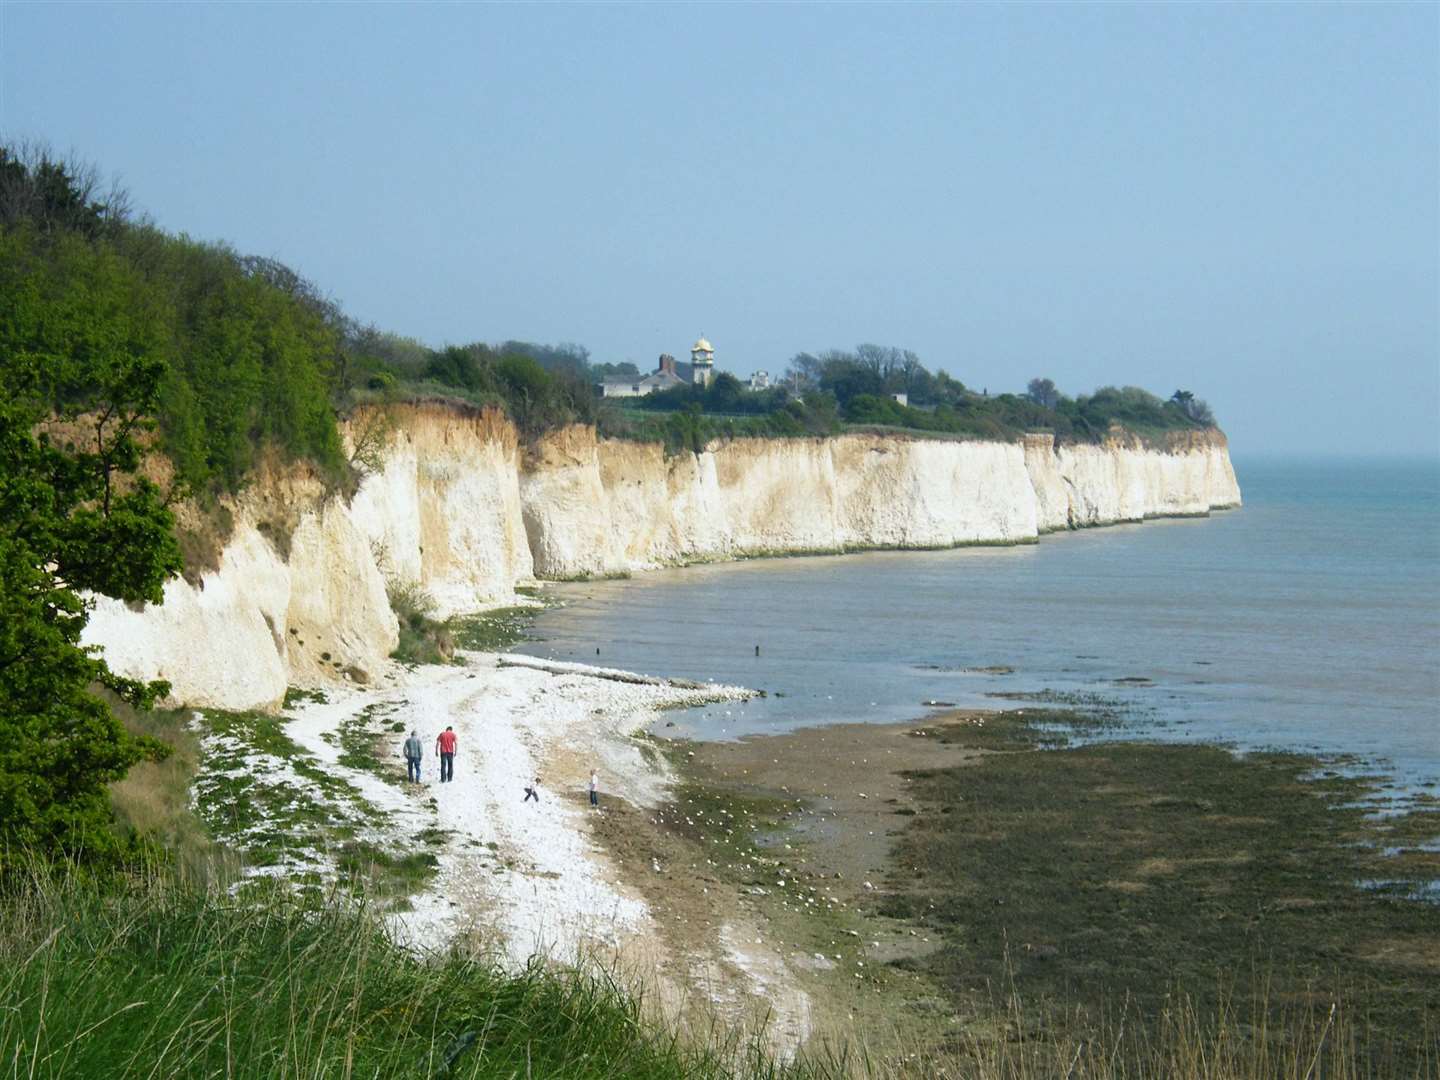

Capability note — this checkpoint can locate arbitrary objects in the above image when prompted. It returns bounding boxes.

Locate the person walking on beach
[523,776,541,803]
[436,725,457,783]
[402,730,424,783]
[589,768,599,809]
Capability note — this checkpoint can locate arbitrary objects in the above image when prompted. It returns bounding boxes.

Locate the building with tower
[689,336,715,388]
[596,335,724,397]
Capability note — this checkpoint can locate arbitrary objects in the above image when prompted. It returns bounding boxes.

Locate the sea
[516,458,1440,798]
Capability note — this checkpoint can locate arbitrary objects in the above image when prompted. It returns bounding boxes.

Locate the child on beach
[523,776,541,803]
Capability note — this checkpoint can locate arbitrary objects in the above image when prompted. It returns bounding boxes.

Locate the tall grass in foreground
[0,868,806,1080]
[2,868,1429,1078]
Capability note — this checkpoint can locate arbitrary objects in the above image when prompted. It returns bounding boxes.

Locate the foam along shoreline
[237,650,815,1051]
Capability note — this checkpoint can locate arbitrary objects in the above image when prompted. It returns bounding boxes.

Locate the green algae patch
[449,605,545,650]
[876,711,1440,1073]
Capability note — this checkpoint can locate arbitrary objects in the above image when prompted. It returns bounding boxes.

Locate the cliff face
[521,429,1043,577]
[85,463,399,713]
[83,406,1240,710]
[1023,429,1241,532]
[347,406,534,614]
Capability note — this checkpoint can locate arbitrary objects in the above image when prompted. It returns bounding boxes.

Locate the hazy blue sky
[3,3,1436,457]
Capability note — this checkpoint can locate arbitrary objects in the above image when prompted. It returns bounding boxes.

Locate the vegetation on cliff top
[631,352,1214,448]
[3,142,1221,500]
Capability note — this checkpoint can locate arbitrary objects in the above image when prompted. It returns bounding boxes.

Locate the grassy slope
[0,871,812,1080]
[59,697,818,1080]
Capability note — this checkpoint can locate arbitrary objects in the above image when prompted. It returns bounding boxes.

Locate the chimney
[659,354,676,375]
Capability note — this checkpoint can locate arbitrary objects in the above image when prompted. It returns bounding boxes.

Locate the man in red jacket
[436,725,457,782]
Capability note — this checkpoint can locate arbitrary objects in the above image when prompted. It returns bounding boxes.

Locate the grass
[333,699,410,783]
[551,569,634,582]
[871,710,1440,1075]
[282,686,330,708]
[334,841,440,899]
[115,686,448,912]
[187,707,444,903]
[0,869,814,1080]
[389,586,547,662]
[107,697,237,882]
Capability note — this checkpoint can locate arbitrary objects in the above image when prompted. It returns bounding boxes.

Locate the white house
[596,361,687,398]
[597,337,720,397]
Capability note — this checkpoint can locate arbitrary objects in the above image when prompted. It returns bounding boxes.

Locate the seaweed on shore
[875,709,1440,1073]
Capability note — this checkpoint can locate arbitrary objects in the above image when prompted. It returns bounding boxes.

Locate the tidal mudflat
[640,708,1439,1074]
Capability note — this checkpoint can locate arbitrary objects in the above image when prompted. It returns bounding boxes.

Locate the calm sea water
[517,458,1440,794]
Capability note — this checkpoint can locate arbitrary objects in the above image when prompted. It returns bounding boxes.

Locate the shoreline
[640,707,1440,1069]
[191,642,1438,1067]
[546,499,1245,582]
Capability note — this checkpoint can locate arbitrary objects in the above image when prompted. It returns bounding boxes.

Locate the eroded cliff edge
[84,403,1241,711]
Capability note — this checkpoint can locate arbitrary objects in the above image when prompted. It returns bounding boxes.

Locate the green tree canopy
[0,224,183,867]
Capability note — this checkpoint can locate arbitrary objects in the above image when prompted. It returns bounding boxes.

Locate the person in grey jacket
[403,730,424,783]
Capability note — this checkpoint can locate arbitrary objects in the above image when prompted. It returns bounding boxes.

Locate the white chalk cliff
[84,404,1241,711]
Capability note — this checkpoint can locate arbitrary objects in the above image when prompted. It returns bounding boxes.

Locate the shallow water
[517,457,1440,793]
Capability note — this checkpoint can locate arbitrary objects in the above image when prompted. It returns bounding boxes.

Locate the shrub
[385,579,453,665]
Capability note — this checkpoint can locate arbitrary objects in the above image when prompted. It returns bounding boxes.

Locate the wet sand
[670,712,991,892]
[580,712,997,1058]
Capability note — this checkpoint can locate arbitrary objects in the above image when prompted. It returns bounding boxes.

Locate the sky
[2,2,1436,458]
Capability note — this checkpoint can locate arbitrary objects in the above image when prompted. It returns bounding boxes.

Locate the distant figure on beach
[523,776,541,803]
[589,768,599,808]
[402,730,423,783]
[436,725,457,783]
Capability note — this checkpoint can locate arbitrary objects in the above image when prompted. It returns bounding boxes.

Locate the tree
[784,352,825,393]
[488,353,552,433]
[899,350,930,400]
[855,343,907,379]
[0,226,183,867]
[818,357,884,406]
[1026,377,1060,409]
[931,370,968,405]
[498,340,590,379]
[1170,390,1215,425]
[705,372,745,412]
[425,344,489,392]
[0,141,130,240]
